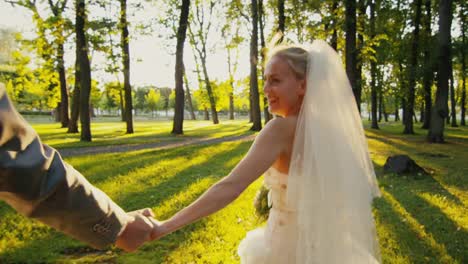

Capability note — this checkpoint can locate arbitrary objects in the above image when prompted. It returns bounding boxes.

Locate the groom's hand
[132,209,167,241]
[115,208,155,252]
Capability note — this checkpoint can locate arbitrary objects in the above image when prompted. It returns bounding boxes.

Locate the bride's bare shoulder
[262,117,297,139]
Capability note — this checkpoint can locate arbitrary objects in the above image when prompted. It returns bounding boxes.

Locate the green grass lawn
[0,120,466,263]
[27,117,253,149]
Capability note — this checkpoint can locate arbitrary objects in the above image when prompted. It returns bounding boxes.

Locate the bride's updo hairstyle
[267,46,308,80]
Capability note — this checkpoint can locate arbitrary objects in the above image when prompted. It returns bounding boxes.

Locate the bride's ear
[298,79,306,96]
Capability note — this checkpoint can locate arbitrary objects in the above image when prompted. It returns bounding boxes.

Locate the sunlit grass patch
[30,119,253,149]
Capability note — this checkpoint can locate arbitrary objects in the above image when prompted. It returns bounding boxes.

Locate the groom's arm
[0,84,129,249]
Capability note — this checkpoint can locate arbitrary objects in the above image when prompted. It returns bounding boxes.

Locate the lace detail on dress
[238,168,298,264]
[264,168,295,212]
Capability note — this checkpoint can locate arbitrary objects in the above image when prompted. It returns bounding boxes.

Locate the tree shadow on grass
[66,137,254,187]
[67,146,198,186]
[112,141,251,212]
[0,141,252,263]
[373,196,440,263]
[373,157,466,263]
[367,130,467,200]
[385,177,468,263]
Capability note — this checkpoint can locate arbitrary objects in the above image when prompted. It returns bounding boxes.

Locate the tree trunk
[378,90,383,122]
[420,102,425,122]
[404,0,422,134]
[421,0,433,129]
[188,2,218,124]
[172,0,190,134]
[204,107,209,120]
[402,98,407,125]
[383,99,388,122]
[229,94,235,120]
[120,0,133,133]
[226,38,235,121]
[259,0,271,124]
[55,103,61,122]
[68,56,80,133]
[57,42,69,128]
[356,0,366,113]
[192,52,204,120]
[461,3,466,126]
[446,106,450,124]
[227,50,235,120]
[331,0,339,51]
[184,71,196,120]
[449,60,457,127]
[395,99,400,121]
[119,88,125,121]
[90,103,95,118]
[370,67,379,129]
[277,0,285,41]
[370,0,379,129]
[201,57,219,124]
[249,97,253,123]
[428,0,452,143]
[250,0,262,131]
[346,0,359,111]
[76,0,91,142]
[44,1,69,128]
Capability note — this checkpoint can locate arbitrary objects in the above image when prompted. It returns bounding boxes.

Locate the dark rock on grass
[384,155,429,178]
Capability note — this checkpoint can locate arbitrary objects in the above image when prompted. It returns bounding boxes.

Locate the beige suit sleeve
[0,84,128,249]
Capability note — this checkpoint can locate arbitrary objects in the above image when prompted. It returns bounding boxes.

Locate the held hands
[114,208,171,252]
[115,208,157,252]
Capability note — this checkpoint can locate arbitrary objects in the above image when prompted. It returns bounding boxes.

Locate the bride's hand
[115,208,155,252]
[134,208,171,241]
[149,220,172,241]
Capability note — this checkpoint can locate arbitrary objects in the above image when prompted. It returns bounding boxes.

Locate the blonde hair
[267,45,308,80]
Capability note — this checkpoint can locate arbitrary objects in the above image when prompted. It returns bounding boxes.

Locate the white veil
[286,40,381,263]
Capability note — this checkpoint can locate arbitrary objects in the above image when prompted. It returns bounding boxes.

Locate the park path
[58,134,256,158]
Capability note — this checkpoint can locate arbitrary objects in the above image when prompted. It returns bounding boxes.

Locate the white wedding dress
[237,40,381,264]
[238,167,297,264]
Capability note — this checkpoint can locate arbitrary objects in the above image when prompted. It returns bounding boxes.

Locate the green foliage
[90,80,102,107]
[191,77,250,113]
[169,90,176,109]
[102,81,123,111]
[193,88,210,111]
[145,88,162,115]
[233,76,251,113]
[8,41,60,111]
[210,80,231,111]
[134,86,150,112]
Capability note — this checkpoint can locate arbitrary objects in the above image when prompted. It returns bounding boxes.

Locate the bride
[150,40,381,263]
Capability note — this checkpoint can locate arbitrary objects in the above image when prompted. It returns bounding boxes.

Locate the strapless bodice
[264,168,294,212]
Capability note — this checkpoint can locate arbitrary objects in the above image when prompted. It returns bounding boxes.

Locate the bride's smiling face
[264,55,306,117]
